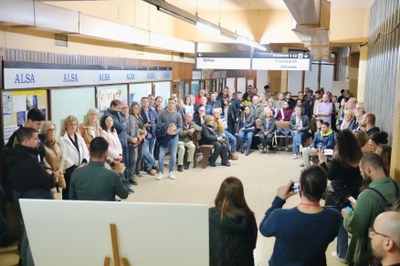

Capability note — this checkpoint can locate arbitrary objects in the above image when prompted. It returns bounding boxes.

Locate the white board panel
[320,64,334,92]
[51,87,95,132]
[154,81,171,107]
[129,83,152,105]
[226,78,235,92]
[237,77,246,94]
[20,199,208,266]
[304,64,319,91]
[288,70,302,94]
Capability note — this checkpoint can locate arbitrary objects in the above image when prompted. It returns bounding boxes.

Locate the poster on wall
[2,90,47,145]
[96,85,128,111]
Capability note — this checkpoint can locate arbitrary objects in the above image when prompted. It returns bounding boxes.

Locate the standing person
[236,106,255,156]
[227,92,242,135]
[343,153,400,266]
[177,112,202,171]
[206,92,221,115]
[369,211,400,266]
[285,91,296,109]
[263,84,271,100]
[154,96,164,114]
[248,95,264,120]
[318,130,364,263]
[79,108,102,149]
[140,96,158,176]
[209,177,257,266]
[195,89,206,107]
[259,165,341,266]
[59,115,89,200]
[316,94,333,124]
[6,108,46,162]
[183,96,194,114]
[3,128,55,266]
[69,137,129,201]
[155,98,182,180]
[100,115,123,167]
[104,100,129,180]
[41,121,66,193]
[127,102,147,183]
[289,106,311,159]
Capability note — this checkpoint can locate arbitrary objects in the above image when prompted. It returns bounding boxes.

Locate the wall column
[357,46,368,102]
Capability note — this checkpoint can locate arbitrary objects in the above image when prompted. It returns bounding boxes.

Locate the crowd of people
[1,84,399,266]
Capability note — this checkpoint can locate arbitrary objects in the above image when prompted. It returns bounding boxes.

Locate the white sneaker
[156,173,163,180]
[169,172,176,180]
[331,251,348,264]
[293,154,298,159]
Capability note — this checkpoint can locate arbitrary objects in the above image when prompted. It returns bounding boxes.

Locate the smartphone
[348,196,357,205]
[290,182,300,193]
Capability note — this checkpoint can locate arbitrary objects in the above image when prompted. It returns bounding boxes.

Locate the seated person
[236,106,255,156]
[209,177,257,266]
[259,165,341,266]
[259,108,276,153]
[177,112,202,172]
[300,121,334,168]
[289,106,311,159]
[200,115,230,167]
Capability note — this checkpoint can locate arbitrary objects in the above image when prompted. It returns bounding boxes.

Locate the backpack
[364,180,400,211]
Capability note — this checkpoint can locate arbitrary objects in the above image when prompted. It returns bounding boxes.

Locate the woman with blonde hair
[59,115,89,199]
[40,121,66,193]
[340,109,355,131]
[79,108,102,148]
[209,177,257,266]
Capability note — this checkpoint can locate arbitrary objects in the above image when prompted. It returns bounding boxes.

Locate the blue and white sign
[4,63,172,89]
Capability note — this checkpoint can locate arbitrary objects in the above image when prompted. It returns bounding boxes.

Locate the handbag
[324,183,350,209]
[244,126,255,133]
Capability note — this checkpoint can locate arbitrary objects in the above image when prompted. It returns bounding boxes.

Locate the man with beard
[369,211,400,266]
[342,153,400,266]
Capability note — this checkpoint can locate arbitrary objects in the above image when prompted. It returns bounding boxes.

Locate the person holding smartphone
[259,165,341,266]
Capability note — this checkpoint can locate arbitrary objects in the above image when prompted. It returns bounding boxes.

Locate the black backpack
[364,180,400,211]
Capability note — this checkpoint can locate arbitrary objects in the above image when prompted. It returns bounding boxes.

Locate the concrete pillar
[357,46,368,102]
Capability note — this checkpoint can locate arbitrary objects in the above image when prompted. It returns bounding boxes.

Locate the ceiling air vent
[55,33,68,47]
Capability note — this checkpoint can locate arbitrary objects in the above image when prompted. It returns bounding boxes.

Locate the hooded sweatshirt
[208,207,257,266]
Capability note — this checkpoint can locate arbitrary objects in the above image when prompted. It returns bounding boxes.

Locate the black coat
[3,144,54,195]
[209,207,257,266]
[200,124,220,145]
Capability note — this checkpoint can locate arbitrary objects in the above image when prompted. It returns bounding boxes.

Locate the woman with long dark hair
[318,129,364,263]
[209,177,257,266]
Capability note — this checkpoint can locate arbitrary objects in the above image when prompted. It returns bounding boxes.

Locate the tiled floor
[0,150,347,266]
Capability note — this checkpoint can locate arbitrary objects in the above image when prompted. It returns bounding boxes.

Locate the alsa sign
[5,69,172,89]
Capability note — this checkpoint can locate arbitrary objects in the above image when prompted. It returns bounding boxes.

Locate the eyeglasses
[368,226,390,239]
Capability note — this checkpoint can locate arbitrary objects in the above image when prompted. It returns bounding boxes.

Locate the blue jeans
[291,130,304,155]
[222,130,237,154]
[122,145,130,179]
[142,135,156,170]
[238,129,254,153]
[337,216,348,258]
[158,136,179,173]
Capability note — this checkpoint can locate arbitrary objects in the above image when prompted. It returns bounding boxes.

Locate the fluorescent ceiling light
[237,37,267,51]
[196,21,220,35]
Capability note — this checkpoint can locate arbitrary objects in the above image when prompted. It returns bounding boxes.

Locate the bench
[273,121,292,147]
[200,144,214,168]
